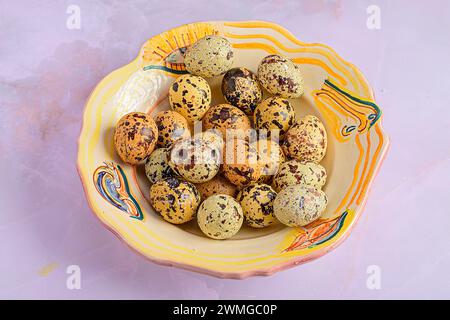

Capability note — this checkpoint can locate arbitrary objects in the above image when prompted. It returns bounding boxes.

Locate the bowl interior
[133,54,334,240]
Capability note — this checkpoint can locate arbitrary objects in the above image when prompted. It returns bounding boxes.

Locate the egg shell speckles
[251,139,285,183]
[221,67,262,115]
[113,112,158,165]
[257,54,305,99]
[273,160,327,192]
[154,110,190,148]
[169,74,211,123]
[144,148,174,184]
[282,115,327,163]
[222,138,261,187]
[195,175,237,200]
[202,104,252,140]
[254,97,295,139]
[197,194,243,239]
[237,184,277,228]
[184,35,234,78]
[193,129,225,155]
[149,177,201,224]
[169,137,220,183]
[273,184,328,227]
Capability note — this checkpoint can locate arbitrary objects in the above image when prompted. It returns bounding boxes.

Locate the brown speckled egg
[273,160,327,192]
[237,184,277,228]
[144,148,174,184]
[222,138,261,187]
[254,97,295,139]
[257,54,305,98]
[149,177,201,224]
[114,112,158,165]
[154,110,190,147]
[169,137,220,183]
[282,115,327,163]
[193,129,225,155]
[169,74,211,123]
[273,184,327,227]
[221,67,262,115]
[195,175,237,200]
[184,35,234,78]
[197,194,243,239]
[252,139,285,183]
[202,104,252,141]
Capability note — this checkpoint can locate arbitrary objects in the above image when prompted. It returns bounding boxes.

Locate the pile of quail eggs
[113,35,328,240]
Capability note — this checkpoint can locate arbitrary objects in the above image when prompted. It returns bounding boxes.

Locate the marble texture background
[1,0,449,299]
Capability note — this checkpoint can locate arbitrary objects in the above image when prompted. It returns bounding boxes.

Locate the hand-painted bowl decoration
[77,21,389,279]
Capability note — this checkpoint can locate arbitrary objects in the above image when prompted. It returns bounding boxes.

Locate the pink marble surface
[1,0,449,299]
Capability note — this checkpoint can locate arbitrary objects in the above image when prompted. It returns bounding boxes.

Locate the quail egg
[273,160,327,192]
[273,184,328,227]
[202,104,252,141]
[237,184,277,228]
[149,177,201,224]
[257,54,305,98]
[252,139,285,183]
[222,138,261,187]
[144,147,174,184]
[169,137,220,183]
[154,110,190,147]
[195,175,237,200]
[221,67,262,115]
[184,35,234,78]
[282,115,327,163]
[193,129,224,154]
[197,194,243,239]
[169,74,211,123]
[114,112,158,165]
[254,97,295,139]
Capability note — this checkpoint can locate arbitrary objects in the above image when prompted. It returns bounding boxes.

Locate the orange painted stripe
[318,89,368,132]
[325,83,377,113]
[316,92,361,126]
[336,134,364,214]
[223,21,371,95]
[321,87,366,115]
[357,124,384,204]
[225,32,358,90]
[349,132,371,207]
[230,42,348,86]
[312,93,346,142]
[291,58,347,86]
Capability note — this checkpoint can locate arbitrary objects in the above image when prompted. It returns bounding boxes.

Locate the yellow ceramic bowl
[77,21,389,279]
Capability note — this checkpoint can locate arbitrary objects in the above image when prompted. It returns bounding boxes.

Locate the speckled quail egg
[237,184,277,228]
[202,104,252,140]
[149,177,201,224]
[193,129,225,154]
[273,160,327,192]
[169,74,211,123]
[114,112,158,165]
[195,175,237,200]
[221,67,263,115]
[154,110,190,147]
[184,35,234,78]
[282,115,327,163]
[251,139,285,183]
[254,97,295,139]
[222,138,261,187]
[197,194,243,239]
[169,137,220,183]
[144,147,174,184]
[257,54,305,98]
[273,184,328,227]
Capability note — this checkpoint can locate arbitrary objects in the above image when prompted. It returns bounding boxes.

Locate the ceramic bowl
[77,21,389,279]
